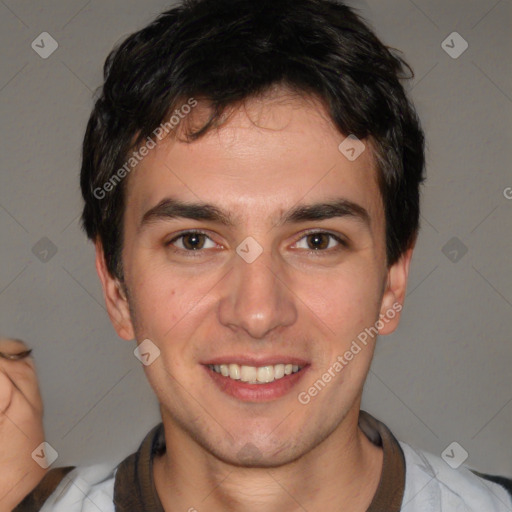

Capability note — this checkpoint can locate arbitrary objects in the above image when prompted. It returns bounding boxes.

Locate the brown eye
[306,233,330,250]
[181,232,206,250]
[294,231,348,253]
[167,231,217,252]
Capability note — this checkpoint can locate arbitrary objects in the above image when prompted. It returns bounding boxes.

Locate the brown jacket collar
[113,410,405,512]
[14,410,406,511]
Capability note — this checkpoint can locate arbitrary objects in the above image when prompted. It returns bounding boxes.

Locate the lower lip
[204,365,310,402]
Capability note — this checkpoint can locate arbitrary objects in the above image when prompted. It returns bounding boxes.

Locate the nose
[217,247,297,339]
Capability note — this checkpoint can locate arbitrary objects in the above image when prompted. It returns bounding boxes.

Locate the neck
[154,407,383,512]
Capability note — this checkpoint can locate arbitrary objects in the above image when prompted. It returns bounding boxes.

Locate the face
[97,90,412,467]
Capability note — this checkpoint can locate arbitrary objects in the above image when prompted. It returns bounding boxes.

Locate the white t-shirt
[16,412,512,512]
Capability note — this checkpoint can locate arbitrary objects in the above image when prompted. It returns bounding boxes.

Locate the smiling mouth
[207,363,304,384]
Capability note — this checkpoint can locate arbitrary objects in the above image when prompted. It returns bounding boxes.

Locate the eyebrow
[139,197,371,232]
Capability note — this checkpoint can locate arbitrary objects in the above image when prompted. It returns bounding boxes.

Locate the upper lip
[203,356,309,367]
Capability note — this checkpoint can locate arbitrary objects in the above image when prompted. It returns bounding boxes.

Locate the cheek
[128,265,184,334]
[127,264,217,366]
[300,264,383,341]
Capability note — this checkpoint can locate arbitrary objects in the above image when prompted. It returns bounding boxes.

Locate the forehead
[124,91,383,231]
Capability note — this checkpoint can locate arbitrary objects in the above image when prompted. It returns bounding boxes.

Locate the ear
[94,239,135,341]
[378,244,415,336]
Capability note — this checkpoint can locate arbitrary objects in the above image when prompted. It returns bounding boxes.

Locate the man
[9,0,512,510]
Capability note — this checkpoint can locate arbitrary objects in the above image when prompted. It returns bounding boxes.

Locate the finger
[0,369,14,415]
[0,349,32,360]
[0,338,31,355]
[0,339,43,414]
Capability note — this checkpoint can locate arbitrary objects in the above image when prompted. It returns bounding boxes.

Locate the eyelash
[165,230,349,257]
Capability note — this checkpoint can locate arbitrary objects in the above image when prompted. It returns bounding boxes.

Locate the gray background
[0,0,511,479]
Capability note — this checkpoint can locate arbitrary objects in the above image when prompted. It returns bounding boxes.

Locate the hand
[0,338,47,511]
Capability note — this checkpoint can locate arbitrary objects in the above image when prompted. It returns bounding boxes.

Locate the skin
[96,89,414,512]
[0,338,47,511]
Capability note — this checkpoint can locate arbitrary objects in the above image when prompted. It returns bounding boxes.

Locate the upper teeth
[209,363,302,383]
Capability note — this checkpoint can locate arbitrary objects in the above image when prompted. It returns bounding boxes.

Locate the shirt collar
[113,410,406,512]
